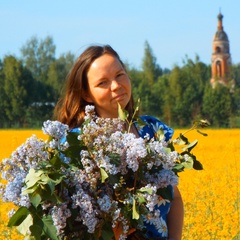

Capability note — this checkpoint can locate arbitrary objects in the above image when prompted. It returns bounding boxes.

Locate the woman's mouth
[113,93,126,102]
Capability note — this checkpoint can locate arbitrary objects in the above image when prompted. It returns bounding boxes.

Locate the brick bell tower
[210,12,233,87]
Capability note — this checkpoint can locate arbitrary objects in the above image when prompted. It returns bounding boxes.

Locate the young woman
[54,45,184,239]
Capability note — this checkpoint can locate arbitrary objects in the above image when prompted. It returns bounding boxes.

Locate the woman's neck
[125,122,139,137]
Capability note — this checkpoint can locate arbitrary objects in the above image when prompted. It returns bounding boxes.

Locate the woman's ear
[82,91,93,103]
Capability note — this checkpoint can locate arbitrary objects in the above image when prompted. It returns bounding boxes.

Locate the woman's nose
[111,79,121,91]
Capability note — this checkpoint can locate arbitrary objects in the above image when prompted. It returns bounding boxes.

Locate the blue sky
[1,0,240,69]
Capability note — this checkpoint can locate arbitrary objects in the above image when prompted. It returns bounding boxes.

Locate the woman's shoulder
[136,115,174,141]
[69,127,80,133]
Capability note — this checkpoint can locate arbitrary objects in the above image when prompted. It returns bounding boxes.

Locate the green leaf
[182,139,198,152]
[167,141,175,151]
[177,133,189,145]
[164,147,171,155]
[24,236,36,240]
[48,172,65,184]
[108,173,120,185]
[40,186,63,204]
[66,131,80,145]
[30,192,42,208]
[16,213,33,235]
[47,180,56,194]
[118,103,128,121]
[132,198,139,220]
[40,173,51,184]
[155,128,164,141]
[42,215,59,240]
[22,185,38,195]
[8,206,30,227]
[182,156,194,169]
[193,159,204,170]
[109,153,121,166]
[172,163,184,172]
[65,146,83,162]
[25,169,43,188]
[100,167,109,183]
[29,224,42,240]
[197,129,208,136]
[63,131,84,166]
[49,154,63,169]
[135,117,146,128]
[137,195,146,204]
[100,221,114,240]
[193,119,210,129]
[137,187,153,195]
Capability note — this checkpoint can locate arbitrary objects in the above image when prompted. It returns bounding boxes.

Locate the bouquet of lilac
[0,105,209,240]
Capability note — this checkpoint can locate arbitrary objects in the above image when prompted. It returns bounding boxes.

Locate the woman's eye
[98,80,107,86]
[116,73,124,78]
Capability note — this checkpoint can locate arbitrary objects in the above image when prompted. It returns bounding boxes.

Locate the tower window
[216,60,222,77]
[216,46,221,53]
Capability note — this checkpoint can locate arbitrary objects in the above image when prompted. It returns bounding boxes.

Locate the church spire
[217,12,223,31]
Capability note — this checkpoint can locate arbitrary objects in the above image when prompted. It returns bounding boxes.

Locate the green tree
[20,36,56,83]
[166,56,210,126]
[141,41,162,87]
[0,59,8,127]
[47,52,75,102]
[2,56,34,127]
[230,64,240,88]
[167,65,187,126]
[135,41,163,114]
[152,74,172,124]
[202,83,232,127]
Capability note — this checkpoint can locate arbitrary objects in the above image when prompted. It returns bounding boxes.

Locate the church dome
[214,30,229,41]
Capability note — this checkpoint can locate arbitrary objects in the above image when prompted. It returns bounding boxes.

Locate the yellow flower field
[0,129,239,239]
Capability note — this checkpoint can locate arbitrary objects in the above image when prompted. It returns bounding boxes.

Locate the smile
[113,93,126,101]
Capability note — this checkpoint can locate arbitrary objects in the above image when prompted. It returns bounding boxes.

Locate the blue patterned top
[135,115,174,142]
[134,115,174,238]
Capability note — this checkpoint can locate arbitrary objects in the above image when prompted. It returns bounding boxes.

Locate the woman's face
[85,54,132,118]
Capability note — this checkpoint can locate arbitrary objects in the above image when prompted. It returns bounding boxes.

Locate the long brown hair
[54,45,134,128]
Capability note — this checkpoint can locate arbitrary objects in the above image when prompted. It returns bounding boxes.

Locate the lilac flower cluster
[0,135,48,205]
[51,204,71,235]
[0,105,185,239]
[42,120,69,141]
[42,120,69,150]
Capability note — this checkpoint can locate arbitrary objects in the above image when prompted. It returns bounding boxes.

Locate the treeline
[0,36,240,128]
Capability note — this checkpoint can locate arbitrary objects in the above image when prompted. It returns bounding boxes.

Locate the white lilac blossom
[145,169,179,188]
[139,184,159,211]
[71,189,99,233]
[42,120,69,140]
[0,134,49,209]
[122,133,147,172]
[51,204,72,235]
[97,195,112,212]
[42,120,69,151]
[84,105,96,120]
[118,216,130,240]
[2,135,48,174]
[19,190,31,208]
[3,173,25,204]
[148,140,178,170]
